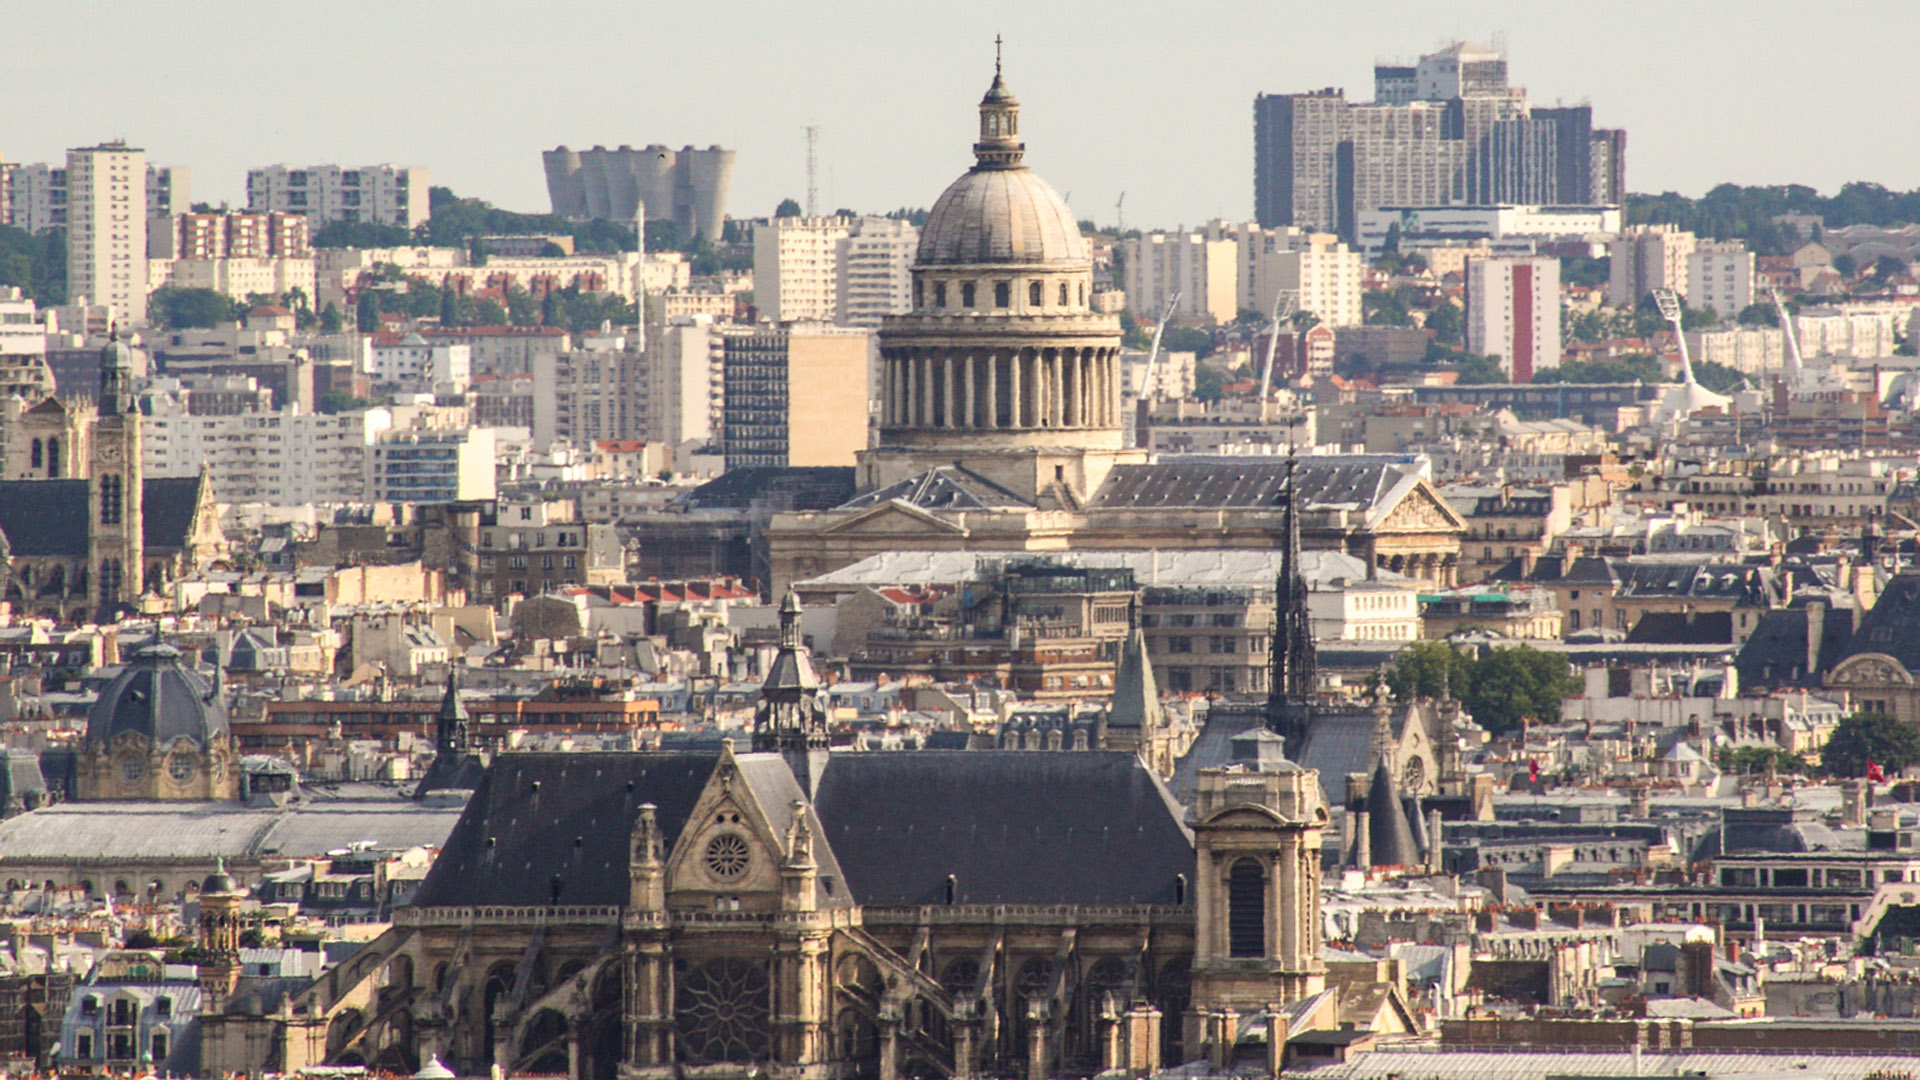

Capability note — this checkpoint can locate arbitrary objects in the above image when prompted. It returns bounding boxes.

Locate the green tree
[319,302,344,334]
[1560,254,1610,289]
[1161,325,1215,359]
[506,287,539,327]
[1424,301,1462,344]
[1822,712,1920,778]
[1694,359,1748,394]
[472,298,508,326]
[469,236,489,267]
[1452,354,1506,384]
[1735,301,1777,327]
[1387,641,1472,702]
[1532,355,1664,385]
[1714,745,1810,776]
[439,289,460,326]
[318,391,376,414]
[774,198,803,219]
[356,292,380,332]
[1833,253,1858,278]
[1193,365,1227,403]
[538,241,567,258]
[1459,646,1580,735]
[150,287,238,330]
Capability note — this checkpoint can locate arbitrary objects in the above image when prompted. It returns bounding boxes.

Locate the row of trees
[1626,182,1920,256]
[0,225,66,303]
[148,286,341,333]
[352,278,634,334]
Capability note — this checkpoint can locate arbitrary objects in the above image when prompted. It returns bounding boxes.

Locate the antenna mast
[804,124,820,218]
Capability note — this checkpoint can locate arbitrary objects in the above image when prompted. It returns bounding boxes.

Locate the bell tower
[89,326,143,621]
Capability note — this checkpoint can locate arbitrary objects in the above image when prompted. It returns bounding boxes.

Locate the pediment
[1374,483,1467,534]
[663,752,785,898]
[820,500,969,537]
[1827,652,1914,687]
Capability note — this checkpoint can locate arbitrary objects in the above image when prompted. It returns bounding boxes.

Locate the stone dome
[918,168,1087,266]
[86,643,230,747]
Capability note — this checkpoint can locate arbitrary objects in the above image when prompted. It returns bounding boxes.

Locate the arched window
[960,282,975,308]
[1059,282,1069,306]
[995,282,1010,308]
[100,475,123,525]
[1029,281,1043,307]
[30,439,42,469]
[1227,859,1266,958]
[934,281,947,307]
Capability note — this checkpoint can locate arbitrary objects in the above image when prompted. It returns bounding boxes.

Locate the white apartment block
[643,317,721,449]
[1685,327,1784,375]
[371,333,472,393]
[1253,235,1364,328]
[1794,310,1901,358]
[1466,255,1561,382]
[7,161,184,235]
[152,257,316,305]
[530,331,644,449]
[1355,204,1622,260]
[836,218,917,328]
[1686,241,1755,320]
[1609,224,1695,308]
[421,326,572,378]
[141,384,394,506]
[66,143,148,324]
[0,289,52,406]
[368,426,495,503]
[754,216,853,323]
[145,166,190,219]
[1123,231,1237,323]
[246,164,429,230]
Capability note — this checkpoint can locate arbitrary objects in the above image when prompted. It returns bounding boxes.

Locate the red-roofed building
[593,439,668,479]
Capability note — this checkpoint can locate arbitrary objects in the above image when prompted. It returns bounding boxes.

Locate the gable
[819,500,969,537]
[1372,482,1467,535]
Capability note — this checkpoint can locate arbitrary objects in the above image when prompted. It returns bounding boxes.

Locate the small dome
[201,857,238,895]
[87,643,230,748]
[918,168,1087,266]
[413,1057,456,1080]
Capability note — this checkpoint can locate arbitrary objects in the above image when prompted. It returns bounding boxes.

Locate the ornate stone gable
[819,499,972,537]
[1827,652,1914,687]
[1374,482,1467,535]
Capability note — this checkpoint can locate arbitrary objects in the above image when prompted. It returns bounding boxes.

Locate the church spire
[1267,449,1318,738]
[974,41,1024,169]
[99,323,134,415]
[437,666,470,754]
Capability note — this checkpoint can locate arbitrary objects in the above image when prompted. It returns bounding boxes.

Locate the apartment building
[7,161,183,235]
[753,215,853,323]
[0,290,53,407]
[1467,256,1561,381]
[141,384,392,506]
[530,330,645,450]
[1254,232,1364,327]
[643,316,721,449]
[1609,225,1695,308]
[1122,230,1238,323]
[370,333,472,393]
[145,166,190,219]
[1685,327,1784,375]
[428,497,622,607]
[721,325,871,469]
[368,426,495,503]
[65,143,147,322]
[1686,241,1756,320]
[835,218,917,328]
[1794,309,1901,359]
[246,164,429,230]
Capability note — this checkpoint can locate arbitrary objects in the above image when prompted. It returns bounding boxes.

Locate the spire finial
[995,34,1002,75]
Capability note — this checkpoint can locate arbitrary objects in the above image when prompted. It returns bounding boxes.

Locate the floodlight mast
[1652,288,1698,387]
[1770,288,1804,385]
[1140,291,1181,401]
[1258,289,1298,422]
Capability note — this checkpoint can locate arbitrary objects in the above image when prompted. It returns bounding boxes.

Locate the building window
[1029,281,1042,306]
[995,281,1010,307]
[151,1033,168,1061]
[100,474,123,525]
[960,282,975,307]
[1059,282,1069,306]
[934,282,947,307]
[29,439,42,469]
[1168,636,1192,654]
[1228,859,1266,958]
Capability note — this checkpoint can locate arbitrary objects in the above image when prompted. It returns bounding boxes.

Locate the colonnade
[881,347,1121,430]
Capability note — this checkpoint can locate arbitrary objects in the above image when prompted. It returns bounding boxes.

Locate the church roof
[1088,457,1420,522]
[1365,756,1422,867]
[1829,572,1920,674]
[143,474,207,551]
[0,476,207,559]
[835,465,1033,512]
[86,643,230,748]
[1105,620,1163,731]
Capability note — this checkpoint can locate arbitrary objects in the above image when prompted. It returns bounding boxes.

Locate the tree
[1387,641,1471,702]
[1694,359,1748,395]
[150,287,238,330]
[472,298,508,326]
[774,198,803,219]
[1192,365,1227,403]
[1424,301,1463,344]
[319,302,344,334]
[439,289,460,326]
[1833,253,1858,278]
[538,241,567,258]
[1560,254,1609,289]
[469,236,489,267]
[505,287,539,327]
[1459,646,1580,735]
[1822,712,1920,778]
[1452,354,1506,384]
[1715,745,1809,776]
[1735,301,1777,327]
[1161,325,1215,360]
[356,292,380,332]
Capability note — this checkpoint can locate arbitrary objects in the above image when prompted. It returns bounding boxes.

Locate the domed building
[860,62,1143,503]
[78,643,238,800]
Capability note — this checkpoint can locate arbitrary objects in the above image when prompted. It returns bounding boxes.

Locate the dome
[86,643,230,748]
[201,856,238,895]
[917,168,1087,266]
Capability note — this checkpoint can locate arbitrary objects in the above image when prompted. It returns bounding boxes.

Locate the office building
[722,325,871,469]
[1609,225,1695,308]
[1687,241,1756,320]
[542,144,735,240]
[1253,43,1625,238]
[1466,255,1560,382]
[835,218,918,327]
[753,216,853,324]
[66,143,147,324]
[245,164,428,230]
[1122,231,1238,323]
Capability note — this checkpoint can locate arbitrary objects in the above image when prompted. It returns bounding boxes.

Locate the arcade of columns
[880,345,1122,431]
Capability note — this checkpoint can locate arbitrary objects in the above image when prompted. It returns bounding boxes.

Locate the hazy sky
[9,2,1919,231]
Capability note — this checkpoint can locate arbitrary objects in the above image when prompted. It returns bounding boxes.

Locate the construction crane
[1258,289,1299,421]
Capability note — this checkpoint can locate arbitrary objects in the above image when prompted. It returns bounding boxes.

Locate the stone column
[918,353,933,427]
[964,353,978,428]
[1009,350,1023,428]
[1063,349,1079,427]
[946,355,959,428]
[1047,351,1064,427]
[987,353,1000,428]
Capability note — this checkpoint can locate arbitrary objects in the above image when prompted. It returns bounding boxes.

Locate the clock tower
[89,327,144,622]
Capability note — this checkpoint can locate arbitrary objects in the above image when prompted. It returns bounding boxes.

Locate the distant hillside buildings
[1254,42,1625,239]
[245,164,429,231]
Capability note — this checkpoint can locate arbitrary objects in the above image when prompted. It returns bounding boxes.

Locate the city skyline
[5,1,1919,231]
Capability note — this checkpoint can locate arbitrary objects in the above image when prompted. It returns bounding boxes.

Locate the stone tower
[89,327,143,620]
[197,858,244,1012]
[860,62,1144,504]
[754,591,830,792]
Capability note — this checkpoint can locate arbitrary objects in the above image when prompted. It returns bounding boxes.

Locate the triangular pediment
[820,499,969,537]
[664,749,786,902]
[1373,481,1467,534]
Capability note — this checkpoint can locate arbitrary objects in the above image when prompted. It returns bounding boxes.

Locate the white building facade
[835,218,918,328]
[753,215,853,323]
[246,164,429,230]
[65,143,147,323]
[1467,255,1561,382]
[1686,241,1756,320]
[1123,230,1238,323]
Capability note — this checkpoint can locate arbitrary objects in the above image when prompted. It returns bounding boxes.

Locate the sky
[8,1,1920,232]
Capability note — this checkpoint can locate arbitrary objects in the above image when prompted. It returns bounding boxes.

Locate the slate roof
[87,644,229,747]
[1830,572,1920,673]
[678,467,855,511]
[0,476,204,558]
[411,752,720,908]
[1295,712,1387,808]
[1624,611,1734,645]
[1737,602,1856,690]
[809,751,1193,906]
[1614,562,1776,605]
[1169,703,1267,805]
[0,801,461,861]
[1488,555,1618,587]
[1088,458,1417,520]
[835,466,1033,512]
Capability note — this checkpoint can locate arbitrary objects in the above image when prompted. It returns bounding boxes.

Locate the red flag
[1869,760,1887,783]
[1529,758,1540,783]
